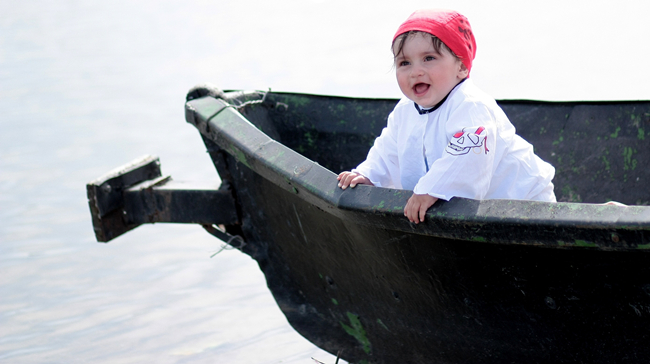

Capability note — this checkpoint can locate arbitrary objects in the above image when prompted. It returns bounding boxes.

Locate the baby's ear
[458,62,469,79]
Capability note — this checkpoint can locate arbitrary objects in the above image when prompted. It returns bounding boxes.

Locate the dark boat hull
[227,159,650,363]
[181,89,650,363]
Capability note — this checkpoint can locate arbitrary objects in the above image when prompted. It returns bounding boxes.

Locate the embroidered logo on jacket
[445,126,489,156]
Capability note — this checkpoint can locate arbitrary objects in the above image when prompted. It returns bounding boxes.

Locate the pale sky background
[182,0,650,101]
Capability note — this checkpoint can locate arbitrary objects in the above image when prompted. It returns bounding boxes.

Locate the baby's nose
[411,65,424,77]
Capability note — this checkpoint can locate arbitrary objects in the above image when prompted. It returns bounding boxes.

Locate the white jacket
[353,79,556,202]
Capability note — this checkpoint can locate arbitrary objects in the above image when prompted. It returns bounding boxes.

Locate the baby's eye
[398,60,410,67]
[425,56,435,61]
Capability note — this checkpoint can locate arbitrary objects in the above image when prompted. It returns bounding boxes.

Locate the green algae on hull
[341,312,371,355]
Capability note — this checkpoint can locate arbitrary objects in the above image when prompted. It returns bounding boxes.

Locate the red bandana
[393,9,477,76]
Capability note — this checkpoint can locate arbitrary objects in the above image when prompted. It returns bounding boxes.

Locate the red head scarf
[393,9,477,76]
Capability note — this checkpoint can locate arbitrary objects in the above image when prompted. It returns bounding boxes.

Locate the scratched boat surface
[184,88,650,364]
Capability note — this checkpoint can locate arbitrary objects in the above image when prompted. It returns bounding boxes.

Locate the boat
[87,84,650,364]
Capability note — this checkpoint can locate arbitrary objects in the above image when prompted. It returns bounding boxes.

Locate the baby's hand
[337,171,373,190]
[404,193,438,224]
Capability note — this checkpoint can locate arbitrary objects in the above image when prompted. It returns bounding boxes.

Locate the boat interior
[230,91,650,205]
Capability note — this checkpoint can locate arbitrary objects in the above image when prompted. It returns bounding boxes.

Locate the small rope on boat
[202,224,246,257]
[311,350,342,364]
[234,89,270,111]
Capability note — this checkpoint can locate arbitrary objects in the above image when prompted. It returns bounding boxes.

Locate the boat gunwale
[221,88,650,106]
[185,93,650,251]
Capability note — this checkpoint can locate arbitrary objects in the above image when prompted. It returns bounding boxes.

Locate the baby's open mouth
[413,83,430,95]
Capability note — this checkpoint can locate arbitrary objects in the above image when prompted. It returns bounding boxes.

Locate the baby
[338,9,556,223]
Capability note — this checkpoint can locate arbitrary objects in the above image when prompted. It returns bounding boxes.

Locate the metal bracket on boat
[86,155,239,242]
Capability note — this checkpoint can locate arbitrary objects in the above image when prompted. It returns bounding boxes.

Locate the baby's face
[393,33,467,108]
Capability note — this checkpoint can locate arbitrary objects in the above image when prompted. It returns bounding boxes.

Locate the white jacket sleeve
[413,102,497,200]
[352,110,401,188]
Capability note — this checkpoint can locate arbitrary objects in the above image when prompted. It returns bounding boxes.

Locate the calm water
[0,1,346,362]
[1,0,649,363]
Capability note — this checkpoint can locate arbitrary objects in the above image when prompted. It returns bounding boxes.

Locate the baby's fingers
[338,173,354,189]
[339,173,372,190]
[337,172,348,187]
[350,175,365,188]
[403,202,417,224]
[418,205,428,223]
